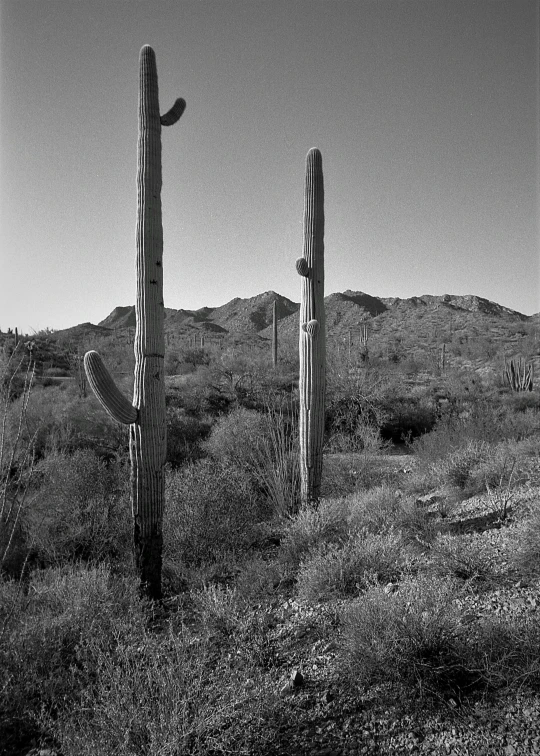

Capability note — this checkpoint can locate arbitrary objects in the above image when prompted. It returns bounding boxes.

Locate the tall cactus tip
[307,147,322,163]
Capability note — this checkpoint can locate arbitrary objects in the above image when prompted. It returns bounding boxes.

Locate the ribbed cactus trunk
[84,46,185,599]
[296,148,325,503]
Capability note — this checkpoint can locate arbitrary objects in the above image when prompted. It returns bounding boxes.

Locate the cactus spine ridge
[297,148,325,503]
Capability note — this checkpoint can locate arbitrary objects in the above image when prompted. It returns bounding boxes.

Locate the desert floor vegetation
[2,340,540,755]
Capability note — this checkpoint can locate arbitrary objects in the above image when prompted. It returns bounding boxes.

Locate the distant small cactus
[504,356,533,392]
[272,300,278,367]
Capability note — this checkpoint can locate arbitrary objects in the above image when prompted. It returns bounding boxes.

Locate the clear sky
[1,0,538,333]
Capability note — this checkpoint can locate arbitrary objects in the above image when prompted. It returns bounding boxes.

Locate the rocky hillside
[40,289,539,375]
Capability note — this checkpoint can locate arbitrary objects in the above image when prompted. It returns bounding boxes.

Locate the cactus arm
[160,98,186,126]
[84,351,137,424]
[296,258,310,277]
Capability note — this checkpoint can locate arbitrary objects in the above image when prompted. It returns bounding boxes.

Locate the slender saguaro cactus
[296,148,325,503]
[272,300,278,367]
[84,45,185,599]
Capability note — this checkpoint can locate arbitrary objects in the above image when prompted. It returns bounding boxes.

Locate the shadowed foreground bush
[0,564,279,756]
[164,459,266,578]
[340,574,540,701]
[24,449,132,568]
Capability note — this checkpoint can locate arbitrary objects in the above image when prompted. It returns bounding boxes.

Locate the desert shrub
[234,555,282,602]
[164,459,263,568]
[503,391,540,413]
[296,530,404,601]
[190,583,243,638]
[0,564,145,755]
[414,401,540,465]
[1,346,37,578]
[325,393,388,452]
[45,618,277,756]
[321,455,364,496]
[3,382,129,461]
[440,440,490,490]
[279,497,351,569]
[204,406,300,517]
[511,511,540,579]
[166,407,211,467]
[347,484,404,534]
[420,439,531,500]
[24,449,131,567]
[339,574,475,698]
[427,533,497,584]
[322,453,402,496]
[203,406,270,466]
[470,616,540,693]
[42,366,70,378]
[396,496,439,553]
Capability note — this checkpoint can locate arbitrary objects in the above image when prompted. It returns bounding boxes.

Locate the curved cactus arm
[160,98,186,126]
[84,350,138,424]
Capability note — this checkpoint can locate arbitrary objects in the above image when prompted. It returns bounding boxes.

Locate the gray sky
[1,0,538,332]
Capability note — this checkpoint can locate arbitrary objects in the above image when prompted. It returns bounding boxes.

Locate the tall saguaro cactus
[296,148,325,503]
[84,45,185,599]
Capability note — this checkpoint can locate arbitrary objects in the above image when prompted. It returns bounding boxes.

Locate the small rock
[416,492,441,507]
[322,640,337,653]
[384,582,398,594]
[279,681,292,696]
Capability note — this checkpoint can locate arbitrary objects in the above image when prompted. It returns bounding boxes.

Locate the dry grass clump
[296,530,404,602]
[339,574,473,699]
[346,483,404,534]
[278,497,351,569]
[427,532,498,584]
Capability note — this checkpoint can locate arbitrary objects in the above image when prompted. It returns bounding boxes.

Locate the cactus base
[134,523,163,600]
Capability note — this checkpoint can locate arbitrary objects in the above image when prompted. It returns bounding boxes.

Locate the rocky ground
[243,481,540,755]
